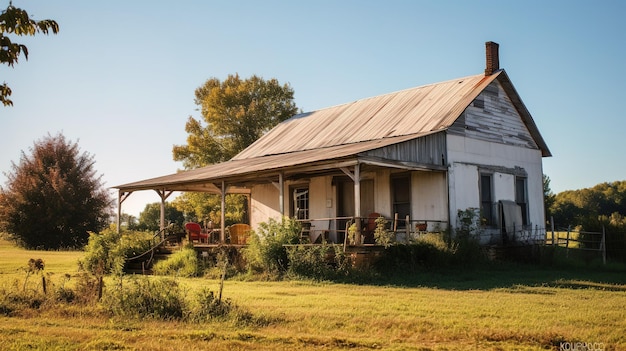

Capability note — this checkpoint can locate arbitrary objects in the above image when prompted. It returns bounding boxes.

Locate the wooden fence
[546,224,606,264]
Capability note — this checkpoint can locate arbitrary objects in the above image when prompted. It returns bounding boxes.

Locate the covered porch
[113,133,451,247]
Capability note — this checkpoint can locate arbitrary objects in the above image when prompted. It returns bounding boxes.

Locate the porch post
[155,189,174,234]
[117,191,122,234]
[160,191,166,231]
[221,181,226,243]
[354,164,362,244]
[279,172,284,216]
[117,191,133,234]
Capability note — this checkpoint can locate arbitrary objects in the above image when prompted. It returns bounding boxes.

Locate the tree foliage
[550,180,626,231]
[1,2,59,106]
[172,74,298,168]
[171,192,247,227]
[171,74,297,224]
[136,202,185,232]
[0,133,111,249]
[543,174,555,223]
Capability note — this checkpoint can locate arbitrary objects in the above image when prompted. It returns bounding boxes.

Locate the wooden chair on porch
[363,212,380,244]
[228,224,251,245]
[185,222,209,243]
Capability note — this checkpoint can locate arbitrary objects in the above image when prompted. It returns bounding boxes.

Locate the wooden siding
[450,80,539,150]
[363,132,447,166]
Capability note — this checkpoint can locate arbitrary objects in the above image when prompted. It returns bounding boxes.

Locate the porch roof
[114,132,442,193]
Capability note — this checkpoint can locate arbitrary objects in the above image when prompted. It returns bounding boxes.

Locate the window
[515,177,529,226]
[292,186,309,220]
[473,98,484,109]
[480,174,493,226]
[391,175,411,228]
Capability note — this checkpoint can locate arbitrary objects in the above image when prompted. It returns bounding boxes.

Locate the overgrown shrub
[188,287,233,322]
[104,276,185,320]
[374,216,394,247]
[376,233,454,273]
[71,272,103,303]
[287,244,351,280]
[449,231,486,265]
[375,231,488,272]
[103,276,254,323]
[80,225,153,276]
[153,245,199,277]
[243,217,301,276]
[0,262,103,316]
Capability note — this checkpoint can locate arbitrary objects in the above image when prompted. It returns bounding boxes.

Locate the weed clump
[243,217,301,277]
[286,244,352,281]
[153,245,199,277]
[102,276,255,323]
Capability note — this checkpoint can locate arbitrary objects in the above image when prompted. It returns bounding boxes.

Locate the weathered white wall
[411,171,448,223]
[447,133,545,234]
[449,162,480,215]
[249,183,281,230]
[374,169,391,218]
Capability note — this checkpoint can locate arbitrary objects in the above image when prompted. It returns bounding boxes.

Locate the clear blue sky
[2,0,625,216]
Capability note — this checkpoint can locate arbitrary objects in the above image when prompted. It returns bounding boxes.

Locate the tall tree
[0,133,111,249]
[1,2,59,106]
[172,74,298,224]
[543,174,555,224]
[173,74,298,168]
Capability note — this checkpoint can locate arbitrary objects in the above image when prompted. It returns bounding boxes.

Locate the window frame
[290,185,309,220]
[479,173,494,226]
[515,176,529,226]
[391,173,411,228]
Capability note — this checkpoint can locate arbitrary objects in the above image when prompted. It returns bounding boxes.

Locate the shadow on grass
[356,263,626,291]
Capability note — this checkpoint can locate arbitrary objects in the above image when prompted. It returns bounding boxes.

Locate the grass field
[1,237,625,350]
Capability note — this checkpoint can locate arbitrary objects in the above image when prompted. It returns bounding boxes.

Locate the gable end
[450,80,540,151]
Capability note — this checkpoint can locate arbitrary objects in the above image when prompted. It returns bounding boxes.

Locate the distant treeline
[549,180,626,231]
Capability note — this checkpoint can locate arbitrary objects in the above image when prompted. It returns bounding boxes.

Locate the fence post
[405,215,410,244]
[566,225,571,258]
[601,226,606,265]
[551,216,555,246]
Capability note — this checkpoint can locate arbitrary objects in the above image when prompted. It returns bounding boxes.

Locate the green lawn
[1,237,625,350]
[0,236,84,277]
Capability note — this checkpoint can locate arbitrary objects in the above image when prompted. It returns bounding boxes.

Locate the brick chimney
[484,41,500,76]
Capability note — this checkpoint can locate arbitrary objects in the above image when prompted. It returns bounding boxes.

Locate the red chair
[185,222,209,243]
[363,212,380,244]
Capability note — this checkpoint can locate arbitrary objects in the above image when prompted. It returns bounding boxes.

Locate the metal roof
[234,72,499,159]
[115,133,431,193]
[114,70,550,193]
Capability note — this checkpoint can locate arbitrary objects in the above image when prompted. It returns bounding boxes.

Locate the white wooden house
[115,42,551,246]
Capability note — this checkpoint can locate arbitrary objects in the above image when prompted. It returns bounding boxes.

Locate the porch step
[123,238,182,274]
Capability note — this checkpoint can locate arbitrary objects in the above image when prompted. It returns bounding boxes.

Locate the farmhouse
[115,41,551,246]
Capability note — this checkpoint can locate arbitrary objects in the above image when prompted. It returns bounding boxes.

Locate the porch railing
[297,215,448,246]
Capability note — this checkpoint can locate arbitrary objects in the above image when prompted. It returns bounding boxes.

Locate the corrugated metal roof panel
[115,133,427,192]
[234,73,495,160]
